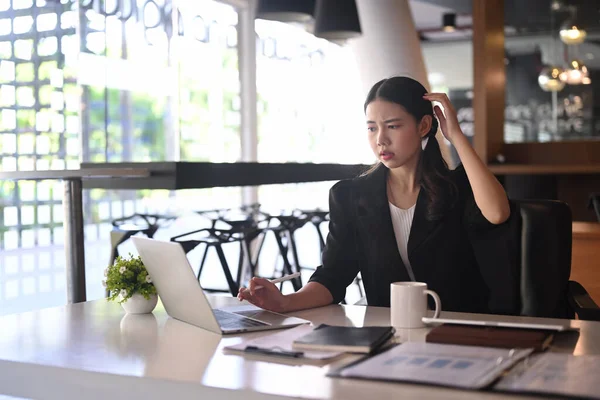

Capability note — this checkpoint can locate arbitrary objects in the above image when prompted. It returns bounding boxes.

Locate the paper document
[338,342,532,389]
[223,324,343,363]
[496,353,600,399]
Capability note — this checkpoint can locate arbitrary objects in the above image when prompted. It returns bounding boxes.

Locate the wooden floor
[571,222,600,304]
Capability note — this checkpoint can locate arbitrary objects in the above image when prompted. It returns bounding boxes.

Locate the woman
[238,76,520,315]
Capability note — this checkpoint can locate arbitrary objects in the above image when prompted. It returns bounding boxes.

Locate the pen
[253,272,301,290]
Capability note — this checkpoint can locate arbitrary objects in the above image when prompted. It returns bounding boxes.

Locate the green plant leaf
[104,254,157,304]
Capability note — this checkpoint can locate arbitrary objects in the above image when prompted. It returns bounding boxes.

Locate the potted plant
[104,254,158,314]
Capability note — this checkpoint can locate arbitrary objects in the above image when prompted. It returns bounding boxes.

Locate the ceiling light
[538,65,566,92]
[442,13,456,32]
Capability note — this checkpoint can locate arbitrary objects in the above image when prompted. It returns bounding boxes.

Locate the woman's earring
[421,137,429,150]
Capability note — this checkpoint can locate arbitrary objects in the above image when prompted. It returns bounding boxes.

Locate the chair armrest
[568,280,600,321]
[588,194,600,222]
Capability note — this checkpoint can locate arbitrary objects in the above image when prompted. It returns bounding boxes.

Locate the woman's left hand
[423,92,464,144]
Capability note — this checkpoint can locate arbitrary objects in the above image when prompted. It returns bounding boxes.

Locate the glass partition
[503,0,600,143]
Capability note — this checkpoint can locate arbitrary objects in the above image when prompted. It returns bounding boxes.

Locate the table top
[0,296,597,400]
[0,168,150,181]
[80,162,368,190]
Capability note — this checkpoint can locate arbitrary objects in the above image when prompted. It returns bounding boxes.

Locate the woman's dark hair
[364,76,457,221]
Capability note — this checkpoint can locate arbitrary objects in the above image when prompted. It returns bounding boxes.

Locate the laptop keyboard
[213,309,269,329]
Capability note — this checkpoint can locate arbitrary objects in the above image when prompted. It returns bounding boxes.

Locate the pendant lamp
[538,66,566,92]
[256,0,316,23]
[537,1,565,92]
[442,13,456,32]
[560,59,589,85]
[559,10,587,45]
[314,0,361,43]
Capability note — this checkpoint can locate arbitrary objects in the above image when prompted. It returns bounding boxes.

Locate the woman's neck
[387,159,421,210]
[387,153,421,193]
[388,167,419,193]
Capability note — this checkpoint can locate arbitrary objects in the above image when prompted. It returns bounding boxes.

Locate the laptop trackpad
[221,305,303,325]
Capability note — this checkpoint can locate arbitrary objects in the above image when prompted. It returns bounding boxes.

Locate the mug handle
[425,289,442,319]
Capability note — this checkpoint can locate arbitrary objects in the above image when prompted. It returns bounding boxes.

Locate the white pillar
[238,0,258,206]
[350,0,451,163]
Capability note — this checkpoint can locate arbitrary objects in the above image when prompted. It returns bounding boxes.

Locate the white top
[389,202,416,281]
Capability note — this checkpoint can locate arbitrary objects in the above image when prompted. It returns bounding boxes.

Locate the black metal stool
[259,212,309,292]
[170,228,248,296]
[107,213,176,297]
[296,208,364,301]
[194,207,232,229]
[194,204,269,288]
[109,213,176,267]
[297,209,329,252]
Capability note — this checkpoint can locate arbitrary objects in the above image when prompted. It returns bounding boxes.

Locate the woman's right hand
[237,277,289,313]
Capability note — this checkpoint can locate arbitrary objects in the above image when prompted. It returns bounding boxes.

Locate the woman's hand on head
[423,92,464,144]
[237,277,289,313]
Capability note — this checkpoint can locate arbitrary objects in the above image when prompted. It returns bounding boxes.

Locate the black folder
[292,324,395,354]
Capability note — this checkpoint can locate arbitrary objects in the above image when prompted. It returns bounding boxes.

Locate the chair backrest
[514,199,574,318]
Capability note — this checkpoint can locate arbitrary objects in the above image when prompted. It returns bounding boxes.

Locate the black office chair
[354,199,600,320]
[514,199,600,320]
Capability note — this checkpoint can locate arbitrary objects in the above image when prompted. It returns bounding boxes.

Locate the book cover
[426,324,554,351]
[292,324,395,354]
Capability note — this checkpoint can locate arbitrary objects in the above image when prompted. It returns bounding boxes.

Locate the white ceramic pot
[121,293,158,314]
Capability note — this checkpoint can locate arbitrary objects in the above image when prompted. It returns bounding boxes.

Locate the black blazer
[309,164,520,315]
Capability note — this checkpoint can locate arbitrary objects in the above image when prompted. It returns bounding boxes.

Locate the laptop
[132,236,310,334]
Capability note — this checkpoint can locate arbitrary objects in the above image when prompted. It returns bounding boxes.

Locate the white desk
[0,296,598,400]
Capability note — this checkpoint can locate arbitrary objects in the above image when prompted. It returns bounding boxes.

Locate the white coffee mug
[390,282,441,329]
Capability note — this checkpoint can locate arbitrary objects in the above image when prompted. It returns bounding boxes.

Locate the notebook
[223,324,343,365]
[426,324,555,352]
[291,324,396,354]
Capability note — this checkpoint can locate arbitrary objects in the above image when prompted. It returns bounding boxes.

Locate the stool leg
[315,222,326,253]
[109,230,128,267]
[214,244,239,296]
[107,230,130,298]
[239,238,255,287]
[197,245,210,281]
[286,230,303,289]
[236,241,246,286]
[274,231,301,292]
[248,232,266,274]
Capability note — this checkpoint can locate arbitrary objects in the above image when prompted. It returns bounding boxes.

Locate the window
[0,0,243,313]
[255,19,368,164]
